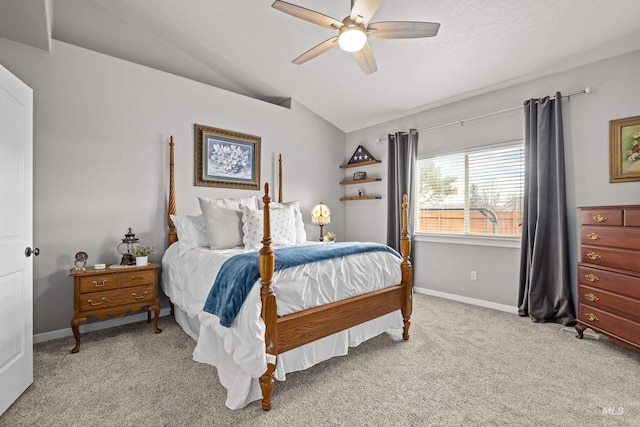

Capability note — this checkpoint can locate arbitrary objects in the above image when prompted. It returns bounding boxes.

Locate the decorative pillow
[198,196,259,249]
[271,200,307,244]
[241,206,296,249]
[170,214,208,255]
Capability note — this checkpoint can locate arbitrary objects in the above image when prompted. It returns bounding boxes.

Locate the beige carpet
[2,294,639,426]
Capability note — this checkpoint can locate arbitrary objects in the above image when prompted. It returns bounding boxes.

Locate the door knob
[25,247,40,257]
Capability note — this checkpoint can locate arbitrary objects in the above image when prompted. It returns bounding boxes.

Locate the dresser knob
[586,232,601,240]
[92,279,108,287]
[586,252,601,260]
[585,293,599,302]
[592,214,608,223]
[132,291,148,300]
[585,274,599,282]
[88,297,107,306]
[585,313,599,322]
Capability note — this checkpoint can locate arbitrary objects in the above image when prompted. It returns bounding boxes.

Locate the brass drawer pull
[592,214,608,223]
[585,313,599,322]
[585,274,599,282]
[585,293,599,302]
[586,232,601,240]
[586,252,601,260]
[132,291,148,300]
[88,297,107,306]
[130,275,145,280]
[92,279,108,287]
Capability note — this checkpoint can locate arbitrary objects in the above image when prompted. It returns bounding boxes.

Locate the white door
[0,64,34,415]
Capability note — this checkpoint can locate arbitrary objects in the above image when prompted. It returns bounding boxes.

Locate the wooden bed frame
[166,137,413,410]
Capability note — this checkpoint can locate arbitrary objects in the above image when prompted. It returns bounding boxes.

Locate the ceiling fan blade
[352,42,377,75]
[292,36,339,65]
[272,1,343,29]
[368,21,440,39]
[350,0,382,25]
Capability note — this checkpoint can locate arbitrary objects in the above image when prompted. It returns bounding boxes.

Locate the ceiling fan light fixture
[338,25,367,52]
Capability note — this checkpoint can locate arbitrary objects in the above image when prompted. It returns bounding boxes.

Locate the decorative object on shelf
[194,123,261,190]
[347,145,378,165]
[358,188,364,197]
[131,245,155,267]
[323,231,336,242]
[311,202,331,241]
[117,227,140,266]
[610,115,640,182]
[74,251,88,270]
[353,171,366,181]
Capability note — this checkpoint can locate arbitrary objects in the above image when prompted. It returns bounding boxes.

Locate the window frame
[413,140,524,248]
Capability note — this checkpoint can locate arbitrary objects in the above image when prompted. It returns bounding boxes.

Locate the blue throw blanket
[203,242,401,327]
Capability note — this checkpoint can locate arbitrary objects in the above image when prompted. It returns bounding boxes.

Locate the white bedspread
[161,242,403,409]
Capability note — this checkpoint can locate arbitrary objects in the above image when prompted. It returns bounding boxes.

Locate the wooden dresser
[576,206,640,351]
[69,263,161,353]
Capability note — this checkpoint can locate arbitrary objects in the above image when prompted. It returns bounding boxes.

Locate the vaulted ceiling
[3,0,640,132]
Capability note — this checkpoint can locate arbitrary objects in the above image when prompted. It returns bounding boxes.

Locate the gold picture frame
[610,115,640,183]
[194,124,261,190]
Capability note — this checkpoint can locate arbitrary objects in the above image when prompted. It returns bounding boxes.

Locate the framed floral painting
[610,115,640,183]
[194,124,261,190]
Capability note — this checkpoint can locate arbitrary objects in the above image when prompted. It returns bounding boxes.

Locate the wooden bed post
[278,154,283,203]
[168,136,177,246]
[259,183,278,411]
[400,194,413,340]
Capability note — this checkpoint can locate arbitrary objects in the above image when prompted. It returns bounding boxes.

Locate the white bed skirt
[174,305,403,409]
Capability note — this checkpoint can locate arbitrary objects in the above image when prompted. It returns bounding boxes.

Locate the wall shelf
[340,196,382,201]
[340,178,382,185]
[339,160,381,169]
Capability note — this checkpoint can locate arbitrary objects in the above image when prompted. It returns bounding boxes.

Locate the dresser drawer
[578,264,640,299]
[581,208,622,226]
[79,275,120,293]
[579,284,640,322]
[120,270,155,288]
[578,303,640,345]
[581,245,640,273]
[79,284,156,312]
[581,225,640,250]
[624,208,640,227]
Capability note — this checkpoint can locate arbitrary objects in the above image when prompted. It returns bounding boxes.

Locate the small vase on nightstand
[136,256,148,266]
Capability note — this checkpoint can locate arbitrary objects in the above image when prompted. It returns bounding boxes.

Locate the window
[415,142,524,238]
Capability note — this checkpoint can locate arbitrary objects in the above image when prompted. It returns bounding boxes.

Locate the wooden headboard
[167,137,283,246]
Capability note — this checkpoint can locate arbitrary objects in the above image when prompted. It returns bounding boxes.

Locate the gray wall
[0,39,346,335]
[345,49,640,308]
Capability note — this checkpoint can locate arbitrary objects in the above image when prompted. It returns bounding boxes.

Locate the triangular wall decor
[348,145,377,164]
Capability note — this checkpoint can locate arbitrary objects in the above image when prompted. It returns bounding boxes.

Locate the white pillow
[271,200,307,244]
[241,206,296,249]
[170,214,208,255]
[198,196,259,249]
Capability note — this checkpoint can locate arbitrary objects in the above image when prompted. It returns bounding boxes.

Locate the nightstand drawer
[120,270,155,288]
[79,275,120,293]
[579,284,640,322]
[80,284,155,312]
[579,303,640,345]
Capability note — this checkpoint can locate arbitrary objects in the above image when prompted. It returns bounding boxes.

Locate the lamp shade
[338,25,367,52]
[311,202,331,226]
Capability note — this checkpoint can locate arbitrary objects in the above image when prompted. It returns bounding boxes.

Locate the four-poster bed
[162,137,413,410]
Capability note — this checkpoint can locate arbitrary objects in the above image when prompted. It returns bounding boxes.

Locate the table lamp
[311,202,331,241]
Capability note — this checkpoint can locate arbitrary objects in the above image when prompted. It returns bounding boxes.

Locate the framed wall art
[194,124,261,190]
[610,115,640,183]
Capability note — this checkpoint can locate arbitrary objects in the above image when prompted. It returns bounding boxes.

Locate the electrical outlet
[470,271,477,280]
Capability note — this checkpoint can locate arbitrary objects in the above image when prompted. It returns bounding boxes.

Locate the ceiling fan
[271,0,440,74]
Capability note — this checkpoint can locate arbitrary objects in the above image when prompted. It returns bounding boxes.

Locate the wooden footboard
[258,187,412,411]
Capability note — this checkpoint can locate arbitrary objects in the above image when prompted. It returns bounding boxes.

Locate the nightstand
[69,263,161,353]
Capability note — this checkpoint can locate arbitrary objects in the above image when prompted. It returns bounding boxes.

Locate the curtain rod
[377,87,591,142]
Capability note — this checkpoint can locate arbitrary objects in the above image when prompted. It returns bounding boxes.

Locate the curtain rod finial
[584,87,591,94]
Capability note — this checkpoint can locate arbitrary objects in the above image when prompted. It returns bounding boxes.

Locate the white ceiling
[3,0,640,132]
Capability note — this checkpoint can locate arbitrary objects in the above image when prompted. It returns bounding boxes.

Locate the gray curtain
[518,93,575,326]
[387,130,417,252]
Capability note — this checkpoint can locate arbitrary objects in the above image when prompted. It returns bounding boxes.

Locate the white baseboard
[33,308,172,344]
[414,287,518,314]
